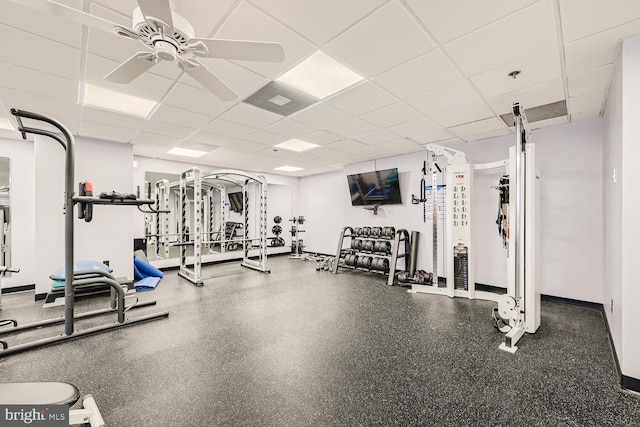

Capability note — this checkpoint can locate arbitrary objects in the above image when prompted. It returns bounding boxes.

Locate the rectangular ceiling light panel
[83,84,157,118]
[278,51,364,99]
[274,165,304,172]
[274,139,320,152]
[167,147,207,158]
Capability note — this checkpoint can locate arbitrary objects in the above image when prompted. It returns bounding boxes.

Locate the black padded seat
[0,382,80,405]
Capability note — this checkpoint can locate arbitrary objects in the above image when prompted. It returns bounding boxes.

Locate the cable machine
[408,102,539,352]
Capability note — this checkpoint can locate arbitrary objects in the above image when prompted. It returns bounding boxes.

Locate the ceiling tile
[219,102,283,128]
[325,81,398,116]
[407,80,481,116]
[214,2,315,79]
[411,128,456,145]
[133,132,182,147]
[309,146,362,162]
[569,91,605,115]
[225,139,270,153]
[163,83,235,116]
[355,145,393,160]
[250,0,387,45]
[0,87,78,122]
[324,2,435,77]
[571,110,601,122]
[81,106,145,130]
[361,102,422,128]
[376,138,424,155]
[564,20,640,75]
[470,48,562,99]
[79,121,136,143]
[150,104,213,129]
[488,79,566,115]
[444,0,557,76]
[141,120,194,139]
[560,0,640,43]
[464,128,511,142]
[326,118,378,138]
[289,103,351,128]
[431,102,495,128]
[244,130,289,145]
[0,0,84,47]
[177,140,221,154]
[263,119,315,138]
[405,0,539,44]
[353,129,399,145]
[172,0,238,37]
[204,119,257,138]
[568,65,613,98]
[326,139,371,154]
[388,116,444,139]
[530,115,568,129]
[0,61,78,103]
[298,129,344,145]
[183,130,237,147]
[0,24,81,80]
[449,117,507,138]
[373,49,462,99]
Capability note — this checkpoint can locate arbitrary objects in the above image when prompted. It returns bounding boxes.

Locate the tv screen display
[228,192,243,213]
[347,168,402,206]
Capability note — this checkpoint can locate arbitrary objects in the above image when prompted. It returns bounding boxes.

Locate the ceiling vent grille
[243,81,318,116]
[500,100,567,127]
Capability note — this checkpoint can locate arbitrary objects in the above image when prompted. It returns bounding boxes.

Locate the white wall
[300,119,604,304]
[34,135,135,294]
[620,35,640,381]
[0,138,36,289]
[603,46,623,364]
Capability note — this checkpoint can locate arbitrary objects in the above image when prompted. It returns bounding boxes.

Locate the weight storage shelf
[331,226,410,286]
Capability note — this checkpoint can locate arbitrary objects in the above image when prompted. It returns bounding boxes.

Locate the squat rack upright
[0,109,168,356]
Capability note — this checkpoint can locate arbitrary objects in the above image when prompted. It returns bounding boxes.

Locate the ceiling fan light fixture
[83,84,157,118]
[278,51,364,99]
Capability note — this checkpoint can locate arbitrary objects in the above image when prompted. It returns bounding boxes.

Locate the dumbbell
[357,256,372,270]
[371,227,382,237]
[351,239,363,250]
[363,240,375,252]
[353,227,362,237]
[382,226,396,239]
[362,226,372,237]
[374,241,391,254]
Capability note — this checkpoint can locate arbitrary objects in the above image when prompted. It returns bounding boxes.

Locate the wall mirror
[0,157,10,269]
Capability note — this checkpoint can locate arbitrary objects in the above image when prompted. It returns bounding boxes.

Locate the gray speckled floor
[0,256,638,426]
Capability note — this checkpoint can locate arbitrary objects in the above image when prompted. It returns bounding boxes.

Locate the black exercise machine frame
[0,109,169,357]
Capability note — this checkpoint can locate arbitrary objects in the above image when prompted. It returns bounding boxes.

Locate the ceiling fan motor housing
[131,7,195,58]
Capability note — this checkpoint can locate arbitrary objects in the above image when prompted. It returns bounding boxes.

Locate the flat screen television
[347,168,402,206]
[228,192,244,213]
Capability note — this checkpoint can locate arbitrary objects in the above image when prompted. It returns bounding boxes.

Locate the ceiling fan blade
[180,61,237,101]
[104,53,158,84]
[190,39,285,63]
[7,0,118,33]
[137,0,174,31]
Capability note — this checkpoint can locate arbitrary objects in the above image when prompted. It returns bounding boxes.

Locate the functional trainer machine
[176,167,270,286]
[408,102,539,352]
[0,109,169,357]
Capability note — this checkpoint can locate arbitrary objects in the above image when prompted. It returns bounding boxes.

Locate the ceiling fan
[12,0,286,101]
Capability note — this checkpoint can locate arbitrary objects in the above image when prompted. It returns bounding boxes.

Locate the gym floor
[1,255,638,426]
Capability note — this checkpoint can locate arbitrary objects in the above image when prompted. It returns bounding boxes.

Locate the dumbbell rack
[331,226,410,286]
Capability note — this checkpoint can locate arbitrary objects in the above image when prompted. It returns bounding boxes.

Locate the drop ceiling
[0,0,637,177]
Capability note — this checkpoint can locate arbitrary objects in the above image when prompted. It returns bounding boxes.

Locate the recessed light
[273,139,320,153]
[167,147,207,158]
[83,84,157,118]
[274,165,303,172]
[0,118,15,130]
[278,51,364,99]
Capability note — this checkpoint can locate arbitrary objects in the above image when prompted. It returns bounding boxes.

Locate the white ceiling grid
[0,0,638,176]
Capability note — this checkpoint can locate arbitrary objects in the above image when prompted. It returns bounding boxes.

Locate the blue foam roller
[133,255,163,279]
